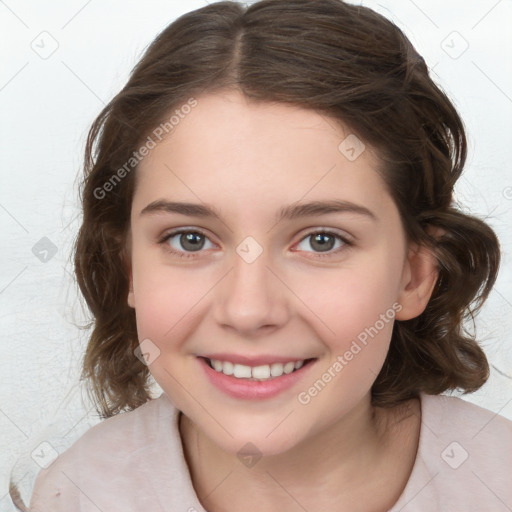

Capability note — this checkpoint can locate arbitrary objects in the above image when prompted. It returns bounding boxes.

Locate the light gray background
[1,0,511,509]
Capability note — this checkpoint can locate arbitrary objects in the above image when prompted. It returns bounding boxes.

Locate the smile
[198,355,317,400]
[206,358,307,381]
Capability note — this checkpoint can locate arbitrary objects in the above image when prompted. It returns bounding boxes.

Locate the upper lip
[200,353,314,366]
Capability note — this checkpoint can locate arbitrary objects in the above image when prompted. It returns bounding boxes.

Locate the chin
[189,409,304,457]
[216,430,301,459]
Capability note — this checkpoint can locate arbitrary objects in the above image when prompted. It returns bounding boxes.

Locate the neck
[179,394,421,512]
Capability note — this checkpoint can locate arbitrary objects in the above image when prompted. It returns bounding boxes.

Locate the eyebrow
[140,199,377,223]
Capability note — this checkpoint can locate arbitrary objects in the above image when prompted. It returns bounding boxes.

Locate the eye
[158,228,353,260]
[158,229,216,258]
[294,230,352,257]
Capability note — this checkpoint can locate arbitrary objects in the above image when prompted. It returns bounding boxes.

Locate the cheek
[130,262,214,403]
[130,254,212,346]
[293,265,401,419]
[293,257,402,346]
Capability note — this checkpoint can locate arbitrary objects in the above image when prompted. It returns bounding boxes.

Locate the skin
[126,89,438,511]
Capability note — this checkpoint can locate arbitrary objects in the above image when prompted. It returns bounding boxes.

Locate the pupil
[181,232,204,251]
[179,233,334,253]
[311,233,334,252]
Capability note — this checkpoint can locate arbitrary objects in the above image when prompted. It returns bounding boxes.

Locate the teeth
[208,358,307,380]
[212,360,223,372]
[270,363,284,377]
[283,362,295,374]
[252,365,271,379]
[233,364,252,378]
[222,361,234,375]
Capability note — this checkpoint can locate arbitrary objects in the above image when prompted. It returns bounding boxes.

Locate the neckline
[387,392,430,511]
[164,392,429,512]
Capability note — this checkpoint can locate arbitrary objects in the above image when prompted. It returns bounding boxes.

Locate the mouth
[199,356,317,382]
[197,354,318,401]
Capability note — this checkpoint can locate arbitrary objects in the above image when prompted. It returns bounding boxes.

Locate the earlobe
[395,242,439,321]
[128,287,135,308]
[124,231,135,308]
[127,266,135,308]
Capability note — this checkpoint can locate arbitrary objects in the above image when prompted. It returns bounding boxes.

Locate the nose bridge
[213,240,289,334]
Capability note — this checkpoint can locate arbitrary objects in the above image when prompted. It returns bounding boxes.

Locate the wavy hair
[73,0,499,418]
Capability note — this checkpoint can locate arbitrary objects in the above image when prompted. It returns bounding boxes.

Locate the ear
[127,270,135,308]
[395,229,441,321]
[123,230,135,309]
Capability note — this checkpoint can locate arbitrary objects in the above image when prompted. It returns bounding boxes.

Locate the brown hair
[74,0,499,418]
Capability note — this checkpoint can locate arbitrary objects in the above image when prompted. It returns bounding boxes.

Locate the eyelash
[157,228,353,260]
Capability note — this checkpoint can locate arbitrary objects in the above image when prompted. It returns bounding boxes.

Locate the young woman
[20,1,511,511]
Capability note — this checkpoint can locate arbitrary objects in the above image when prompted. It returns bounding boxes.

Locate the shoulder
[390,393,512,512]
[421,393,512,469]
[421,392,512,471]
[29,394,196,512]
[422,392,512,437]
[40,393,174,465]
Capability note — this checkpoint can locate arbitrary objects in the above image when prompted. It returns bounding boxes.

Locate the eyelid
[294,226,354,244]
[157,226,217,249]
[291,228,354,258]
[157,226,214,244]
[157,226,354,259]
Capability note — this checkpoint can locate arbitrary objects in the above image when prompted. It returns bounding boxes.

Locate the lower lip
[198,357,317,400]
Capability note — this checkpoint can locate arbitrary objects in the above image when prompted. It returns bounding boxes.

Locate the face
[127,90,427,456]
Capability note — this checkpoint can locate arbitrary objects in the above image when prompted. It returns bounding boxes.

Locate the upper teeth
[209,359,305,380]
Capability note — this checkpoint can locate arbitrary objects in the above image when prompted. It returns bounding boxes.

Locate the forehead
[134,90,392,218]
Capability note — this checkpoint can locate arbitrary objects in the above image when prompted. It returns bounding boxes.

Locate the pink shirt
[29,392,512,511]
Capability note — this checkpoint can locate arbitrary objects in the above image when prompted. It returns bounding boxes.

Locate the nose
[213,247,290,337]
